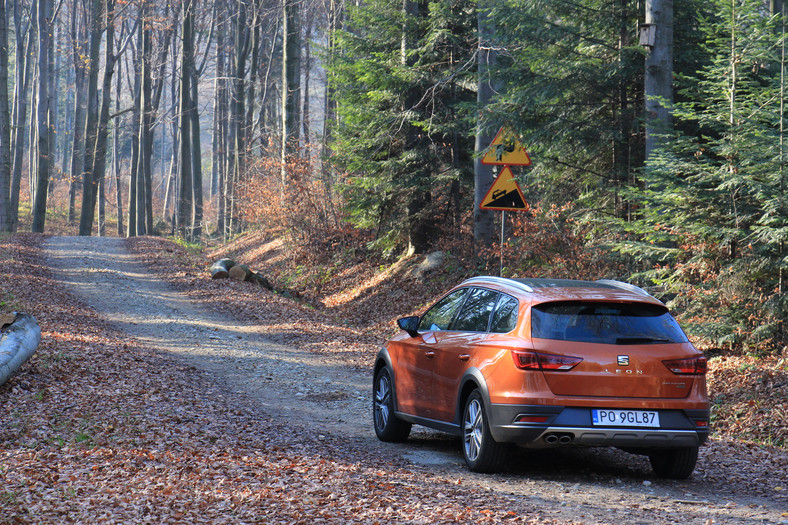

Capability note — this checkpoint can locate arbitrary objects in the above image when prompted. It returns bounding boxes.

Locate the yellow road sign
[481,127,532,166]
[480,166,527,211]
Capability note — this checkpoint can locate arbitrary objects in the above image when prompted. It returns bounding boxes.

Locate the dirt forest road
[43,236,788,524]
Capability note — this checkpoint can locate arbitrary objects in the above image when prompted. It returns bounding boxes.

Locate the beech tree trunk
[137,11,153,237]
[78,0,106,235]
[0,0,11,233]
[177,0,195,239]
[280,0,300,183]
[113,53,124,237]
[79,0,119,236]
[10,21,33,231]
[32,0,55,233]
[189,54,203,240]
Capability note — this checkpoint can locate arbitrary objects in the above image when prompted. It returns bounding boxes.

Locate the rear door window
[418,289,469,331]
[490,294,519,333]
[452,288,499,332]
[531,301,688,344]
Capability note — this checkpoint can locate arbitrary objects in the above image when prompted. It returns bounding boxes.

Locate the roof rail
[595,279,652,298]
[462,276,534,293]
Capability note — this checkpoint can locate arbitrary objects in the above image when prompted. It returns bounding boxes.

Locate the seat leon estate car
[373,277,709,478]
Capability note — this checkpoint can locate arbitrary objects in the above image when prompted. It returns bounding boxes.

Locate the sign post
[479,128,532,276]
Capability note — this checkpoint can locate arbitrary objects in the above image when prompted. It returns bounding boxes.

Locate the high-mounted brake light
[511,350,583,371]
[662,356,708,375]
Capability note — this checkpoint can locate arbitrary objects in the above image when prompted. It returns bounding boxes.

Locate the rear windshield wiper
[615,337,671,345]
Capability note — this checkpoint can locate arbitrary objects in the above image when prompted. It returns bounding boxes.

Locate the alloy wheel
[374,373,391,431]
[464,397,483,462]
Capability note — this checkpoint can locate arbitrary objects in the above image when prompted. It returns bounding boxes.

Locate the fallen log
[229,263,252,281]
[209,259,273,290]
[250,273,273,290]
[0,312,17,330]
[210,258,236,279]
[0,314,41,387]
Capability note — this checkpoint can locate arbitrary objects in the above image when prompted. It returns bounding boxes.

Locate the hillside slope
[135,232,787,448]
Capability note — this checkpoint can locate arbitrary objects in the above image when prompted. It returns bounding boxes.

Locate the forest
[0,0,787,354]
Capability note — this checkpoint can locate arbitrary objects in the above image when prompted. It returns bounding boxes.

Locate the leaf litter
[0,232,786,524]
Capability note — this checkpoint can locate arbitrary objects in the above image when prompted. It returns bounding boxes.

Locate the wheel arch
[456,368,491,426]
[374,347,393,377]
[373,347,398,409]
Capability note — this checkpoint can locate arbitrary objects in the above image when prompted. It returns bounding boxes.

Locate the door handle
[425,351,435,359]
[459,354,470,361]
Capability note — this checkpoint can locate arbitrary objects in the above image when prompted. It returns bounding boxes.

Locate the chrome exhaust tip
[544,433,559,444]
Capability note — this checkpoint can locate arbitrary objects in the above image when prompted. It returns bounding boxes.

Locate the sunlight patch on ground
[320,255,415,309]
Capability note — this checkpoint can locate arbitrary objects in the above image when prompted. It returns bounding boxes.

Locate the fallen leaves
[0,233,560,523]
[2,232,787,523]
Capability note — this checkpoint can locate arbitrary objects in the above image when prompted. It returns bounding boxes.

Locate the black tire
[648,446,699,479]
[462,390,509,473]
[373,367,411,442]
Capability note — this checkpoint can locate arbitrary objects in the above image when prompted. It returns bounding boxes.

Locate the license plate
[592,409,660,428]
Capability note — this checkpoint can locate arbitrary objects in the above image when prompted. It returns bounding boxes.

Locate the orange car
[373,277,709,478]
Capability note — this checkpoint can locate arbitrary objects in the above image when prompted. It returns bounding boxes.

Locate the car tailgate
[534,339,698,399]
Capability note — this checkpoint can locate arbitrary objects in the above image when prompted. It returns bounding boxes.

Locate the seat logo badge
[617,355,630,366]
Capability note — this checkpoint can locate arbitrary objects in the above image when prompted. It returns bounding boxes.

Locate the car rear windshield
[531,301,688,344]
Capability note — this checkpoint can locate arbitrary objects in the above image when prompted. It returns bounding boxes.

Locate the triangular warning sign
[481,127,532,166]
[480,166,528,211]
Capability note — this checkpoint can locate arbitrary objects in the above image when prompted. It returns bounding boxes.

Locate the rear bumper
[489,404,709,448]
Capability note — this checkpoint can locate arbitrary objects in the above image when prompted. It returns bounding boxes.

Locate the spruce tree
[484,0,645,218]
[327,0,476,254]
[623,0,787,349]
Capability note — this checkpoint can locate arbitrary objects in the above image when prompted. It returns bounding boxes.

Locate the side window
[490,295,519,333]
[452,288,500,332]
[418,289,468,331]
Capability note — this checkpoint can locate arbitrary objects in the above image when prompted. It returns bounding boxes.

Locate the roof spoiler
[595,279,653,298]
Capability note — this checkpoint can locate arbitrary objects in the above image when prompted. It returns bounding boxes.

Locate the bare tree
[177,0,196,238]
[9,3,34,231]
[0,0,12,232]
[31,0,55,233]
[280,0,300,182]
[136,2,153,236]
[79,0,135,235]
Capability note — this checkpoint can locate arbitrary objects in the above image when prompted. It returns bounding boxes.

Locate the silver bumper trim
[538,426,701,447]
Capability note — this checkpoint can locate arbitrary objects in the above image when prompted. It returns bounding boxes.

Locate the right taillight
[662,356,708,375]
[512,350,583,371]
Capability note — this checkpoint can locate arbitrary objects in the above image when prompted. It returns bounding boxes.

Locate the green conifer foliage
[624,0,788,350]
[485,0,644,216]
[327,0,476,254]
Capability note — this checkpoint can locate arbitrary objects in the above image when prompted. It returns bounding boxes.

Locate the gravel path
[44,236,372,438]
[43,236,788,525]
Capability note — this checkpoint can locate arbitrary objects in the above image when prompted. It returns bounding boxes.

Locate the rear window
[531,301,688,345]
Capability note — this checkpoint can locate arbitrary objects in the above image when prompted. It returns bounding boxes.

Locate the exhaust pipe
[544,433,559,444]
[558,435,573,445]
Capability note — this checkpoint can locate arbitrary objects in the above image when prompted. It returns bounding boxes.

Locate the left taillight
[511,350,583,371]
[662,356,708,375]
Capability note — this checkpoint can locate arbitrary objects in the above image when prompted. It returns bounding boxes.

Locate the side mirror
[397,316,420,338]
